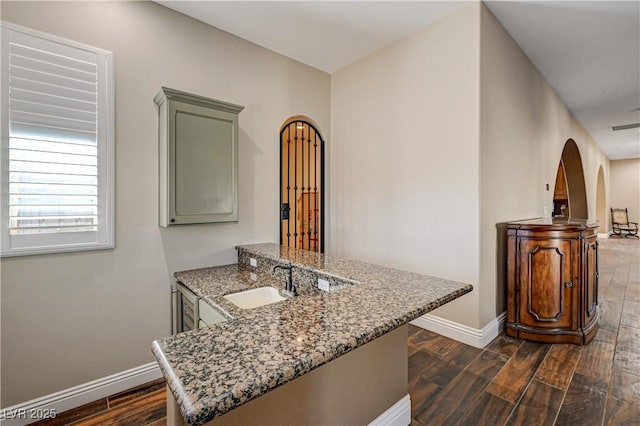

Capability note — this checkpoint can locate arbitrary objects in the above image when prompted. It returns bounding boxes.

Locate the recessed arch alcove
[553,139,588,219]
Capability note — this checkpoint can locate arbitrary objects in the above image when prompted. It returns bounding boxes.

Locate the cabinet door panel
[584,236,598,320]
[174,109,234,216]
[518,239,575,329]
[155,87,244,226]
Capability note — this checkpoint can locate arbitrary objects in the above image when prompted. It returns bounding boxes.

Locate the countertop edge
[155,283,473,425]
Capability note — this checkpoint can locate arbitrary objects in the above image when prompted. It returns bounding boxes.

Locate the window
[1,22,114,257]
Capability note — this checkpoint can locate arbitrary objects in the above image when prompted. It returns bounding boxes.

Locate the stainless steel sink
[223,286,286,309]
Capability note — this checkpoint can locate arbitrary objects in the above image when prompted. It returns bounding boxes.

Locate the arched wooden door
[279,118,325,252]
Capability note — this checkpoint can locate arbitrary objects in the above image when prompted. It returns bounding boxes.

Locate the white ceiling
[157,1,640,160]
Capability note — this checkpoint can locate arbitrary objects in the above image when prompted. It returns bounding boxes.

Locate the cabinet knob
[564,281,574,288]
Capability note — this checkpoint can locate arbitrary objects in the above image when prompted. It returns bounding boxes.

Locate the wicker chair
[610,208,639,238]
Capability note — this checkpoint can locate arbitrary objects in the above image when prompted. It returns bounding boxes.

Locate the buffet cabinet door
[517,238,577,330]
[584,235,599,325]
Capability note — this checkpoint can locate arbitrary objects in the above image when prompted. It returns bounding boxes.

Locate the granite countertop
[152,243,473,426]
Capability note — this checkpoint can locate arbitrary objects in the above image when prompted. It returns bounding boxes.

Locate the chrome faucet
[273,263,297,297]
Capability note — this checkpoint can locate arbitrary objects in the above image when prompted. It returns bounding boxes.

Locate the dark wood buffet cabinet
[505,218,599,345]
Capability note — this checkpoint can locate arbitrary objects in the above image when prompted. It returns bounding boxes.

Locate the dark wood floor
[31,237,638,426]
[28,379,167,426]
[409,237,640,426]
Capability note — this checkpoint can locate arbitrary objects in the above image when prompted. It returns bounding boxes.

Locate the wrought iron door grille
[280,120,324,252]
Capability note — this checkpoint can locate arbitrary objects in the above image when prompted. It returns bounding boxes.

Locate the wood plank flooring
[409,237,640,426]
[30,237,639,426]
[28,379,166,426]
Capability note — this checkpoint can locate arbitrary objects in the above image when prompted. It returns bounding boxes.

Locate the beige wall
[330,3,481,327]
[479,4,610,324]
[609,159,640,224]
[0,1,330,406]
[330,1,611,332]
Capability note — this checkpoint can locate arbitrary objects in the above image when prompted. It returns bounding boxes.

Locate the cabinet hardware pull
[564,281,574,288]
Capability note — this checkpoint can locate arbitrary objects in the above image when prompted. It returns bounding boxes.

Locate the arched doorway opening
[552,139,588,219]
[595,166,606,234]
[279,116,325,252]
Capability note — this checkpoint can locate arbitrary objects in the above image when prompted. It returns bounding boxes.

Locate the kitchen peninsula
[152,243,473,426]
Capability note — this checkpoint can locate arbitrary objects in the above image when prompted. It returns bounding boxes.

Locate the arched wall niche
[553,139,588,220]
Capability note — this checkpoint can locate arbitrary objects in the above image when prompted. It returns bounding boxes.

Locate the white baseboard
[411,311,507,349]
[0,362,162,426]
[598,233,609,239]
[368,393,411,426]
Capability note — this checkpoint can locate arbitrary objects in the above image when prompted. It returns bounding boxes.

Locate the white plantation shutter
[1,22,114,256]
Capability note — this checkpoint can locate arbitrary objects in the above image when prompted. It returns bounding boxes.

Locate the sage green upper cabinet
[154,87,244,226]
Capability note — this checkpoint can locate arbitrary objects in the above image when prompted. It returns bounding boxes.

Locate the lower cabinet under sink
[198,299,228,328]
[172,283,227,334]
